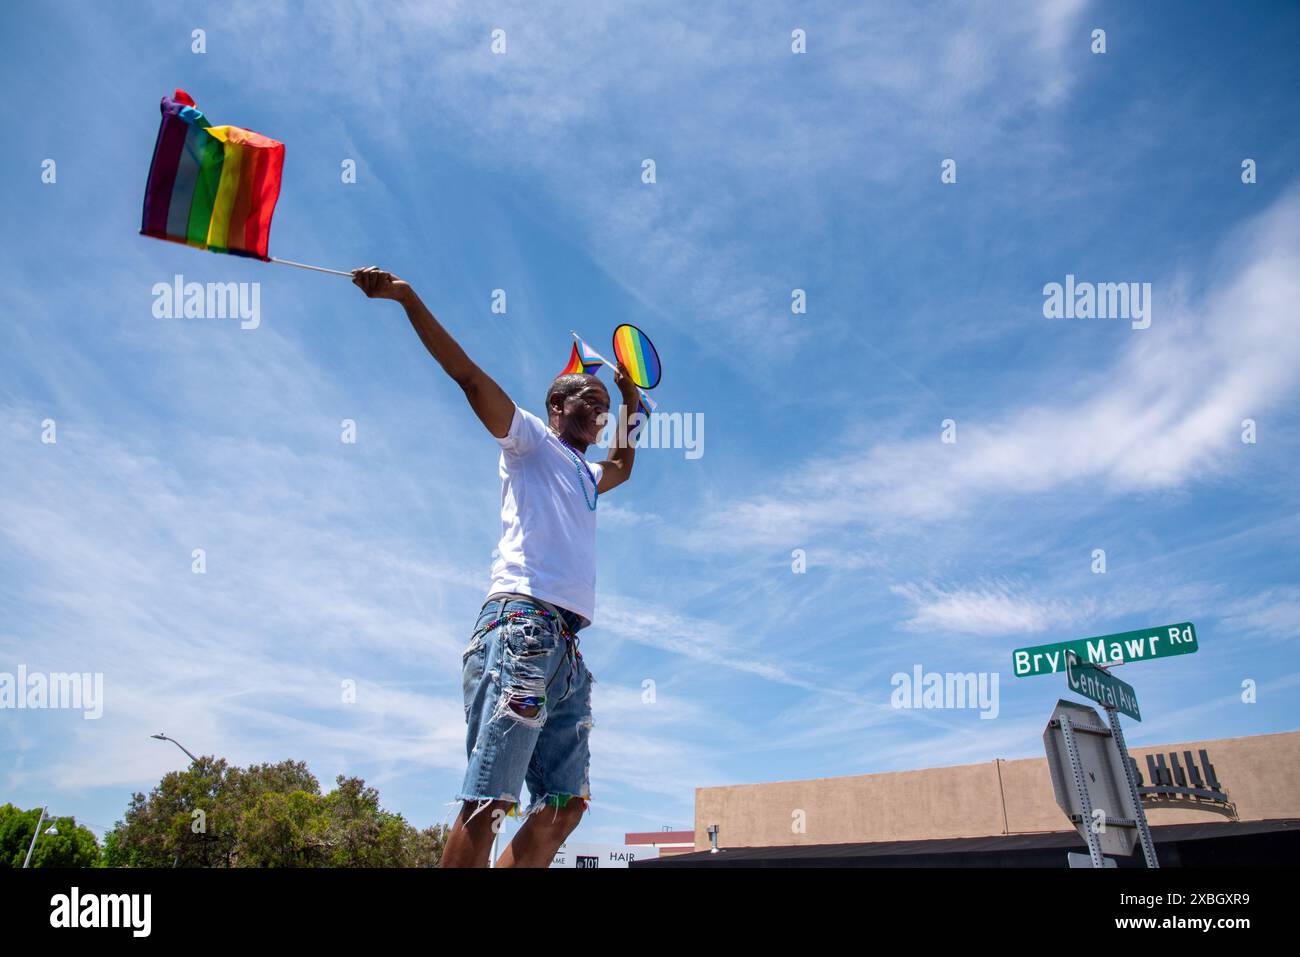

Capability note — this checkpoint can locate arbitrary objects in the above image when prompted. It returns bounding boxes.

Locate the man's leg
[494,799,585,868]
[439,799,514,868]
[447,599,565,867]
[499,627,595,868]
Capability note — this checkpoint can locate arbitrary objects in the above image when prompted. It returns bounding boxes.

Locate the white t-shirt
[486,404,604,627]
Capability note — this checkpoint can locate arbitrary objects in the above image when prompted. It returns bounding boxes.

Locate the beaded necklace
[548,426,599,511]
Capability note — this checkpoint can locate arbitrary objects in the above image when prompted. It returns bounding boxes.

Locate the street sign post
[1065,652,1141,721]
[1043,699,1160,868]
[1106,703,1159,868]
[1043,699,1141,864]
[1013,623,1197,677]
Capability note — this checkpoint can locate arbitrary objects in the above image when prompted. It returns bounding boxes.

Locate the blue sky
[2,0,1298,849]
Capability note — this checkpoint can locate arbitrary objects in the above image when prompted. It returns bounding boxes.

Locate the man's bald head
[547,373,606,415]
[546,373,610,451]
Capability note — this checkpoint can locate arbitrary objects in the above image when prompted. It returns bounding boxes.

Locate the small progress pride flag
[559,335,608,376]
[141,89,285,260]
[633,388,656,418]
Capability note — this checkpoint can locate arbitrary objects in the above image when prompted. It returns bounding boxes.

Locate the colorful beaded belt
[472,602,585,710]
[473,606,581,656]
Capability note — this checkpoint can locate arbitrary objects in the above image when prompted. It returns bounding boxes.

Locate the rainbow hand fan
[612,324,661,389]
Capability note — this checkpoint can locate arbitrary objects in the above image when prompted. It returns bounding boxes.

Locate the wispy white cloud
[596,595,819,689]
[1217,587,1300,642]
[595,501,662,527]
[890,580,1081,636]
[679,187,1300,551]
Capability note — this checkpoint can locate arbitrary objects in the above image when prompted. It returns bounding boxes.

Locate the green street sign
[1013,623,1197,677]
[1064,652,1141,721]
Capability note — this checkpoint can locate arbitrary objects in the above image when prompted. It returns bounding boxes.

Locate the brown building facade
[693,729,1300,852]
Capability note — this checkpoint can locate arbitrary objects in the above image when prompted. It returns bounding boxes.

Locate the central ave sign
[1013,622,1197,677]
[1064,652,1141,721]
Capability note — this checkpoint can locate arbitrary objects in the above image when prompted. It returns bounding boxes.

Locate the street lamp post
[151,733,199,763]
[151,733,200,868]
[22,805,49,868]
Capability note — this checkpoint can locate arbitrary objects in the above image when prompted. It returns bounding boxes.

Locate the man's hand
[352,266,413,304]
[611,361,641,406]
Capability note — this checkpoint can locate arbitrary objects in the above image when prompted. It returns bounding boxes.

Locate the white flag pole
[268,257,353,277]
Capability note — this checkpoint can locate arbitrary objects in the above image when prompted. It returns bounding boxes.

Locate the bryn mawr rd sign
[1013,623,1197,678]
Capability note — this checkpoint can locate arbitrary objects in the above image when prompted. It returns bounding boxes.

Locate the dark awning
[631,819,1300,867]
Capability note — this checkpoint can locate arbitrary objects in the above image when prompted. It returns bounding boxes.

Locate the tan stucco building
[691,728,1300,853]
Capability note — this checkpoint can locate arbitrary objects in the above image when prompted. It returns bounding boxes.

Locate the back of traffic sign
[1043,699,1140,857]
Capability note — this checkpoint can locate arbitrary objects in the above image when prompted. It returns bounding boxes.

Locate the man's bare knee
[552,803,584,827]
[527,797,586,831]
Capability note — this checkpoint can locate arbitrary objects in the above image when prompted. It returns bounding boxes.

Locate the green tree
[100,758,447,867]
[0,804,100,868]
[103,755,240,867]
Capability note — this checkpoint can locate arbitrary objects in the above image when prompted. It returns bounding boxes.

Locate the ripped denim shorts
[456,593,595,822]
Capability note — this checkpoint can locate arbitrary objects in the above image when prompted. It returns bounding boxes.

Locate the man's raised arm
[596,362,642,493]
[353,266,514,438]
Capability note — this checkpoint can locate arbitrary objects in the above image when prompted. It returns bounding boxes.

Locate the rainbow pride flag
[140,90,285,260]
[559,335,608,376]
